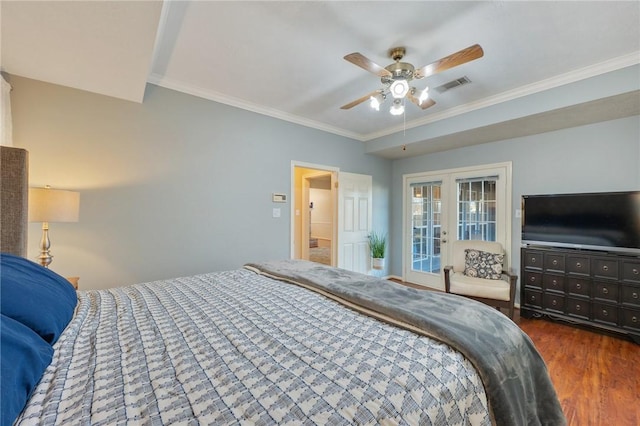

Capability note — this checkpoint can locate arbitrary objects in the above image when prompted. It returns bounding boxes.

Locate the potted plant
[369,231,387,270]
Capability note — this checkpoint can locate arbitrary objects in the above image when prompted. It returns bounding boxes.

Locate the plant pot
[372,257,385,270]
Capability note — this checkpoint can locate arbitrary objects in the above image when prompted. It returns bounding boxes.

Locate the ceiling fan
[340,44,484,115]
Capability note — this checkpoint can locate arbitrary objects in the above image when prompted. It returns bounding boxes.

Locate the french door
[403,163,512,289]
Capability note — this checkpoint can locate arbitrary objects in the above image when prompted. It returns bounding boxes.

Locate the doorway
[292,163,338,266]
[304,172,333,265]
[291,163,373,274]
[403,162,512,289]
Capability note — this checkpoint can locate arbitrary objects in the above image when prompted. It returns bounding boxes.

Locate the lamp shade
[28,187,80,223]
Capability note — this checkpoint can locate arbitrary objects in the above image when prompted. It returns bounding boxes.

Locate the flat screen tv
[521,191,640,255]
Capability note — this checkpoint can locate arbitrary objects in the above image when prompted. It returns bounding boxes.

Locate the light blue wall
[9,74,640,292]
[11,77,391,289]
[390,115,640,297]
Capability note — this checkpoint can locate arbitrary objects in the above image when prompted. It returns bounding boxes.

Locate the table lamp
[28,186,80,267]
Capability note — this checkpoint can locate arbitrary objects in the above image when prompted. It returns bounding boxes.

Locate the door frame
[301,170,334,262]
[402,161,512,288]
[291,161,339,264]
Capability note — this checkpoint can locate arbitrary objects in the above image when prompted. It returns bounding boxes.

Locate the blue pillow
[0,253,77,344]
[1,314,54,426]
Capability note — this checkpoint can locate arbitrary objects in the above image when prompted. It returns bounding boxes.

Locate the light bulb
[419,87,429,104]
[390,101,404,116]
[369,95,380,111]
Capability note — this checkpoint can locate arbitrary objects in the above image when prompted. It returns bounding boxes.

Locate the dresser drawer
[592,258,619,280]
[566,297,590,320]
[620,308,640,332]
[593,303,618,326]
[620,285,640,308]
[622,261,640,283]
[567,256,590,275]
[523,289,542,309]
[544,253,565,273]
[594,281,619,303]
[567,278,590,297]
[543,274,565,293]
[523,251,543,270]
[523,271,543,289]
[543,293,565,314]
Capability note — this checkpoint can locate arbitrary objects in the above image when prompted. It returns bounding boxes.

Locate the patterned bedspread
[17,268,490,425]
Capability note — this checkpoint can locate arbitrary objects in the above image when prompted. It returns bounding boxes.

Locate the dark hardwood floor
[390,279,640,425]
[518,316,640,426]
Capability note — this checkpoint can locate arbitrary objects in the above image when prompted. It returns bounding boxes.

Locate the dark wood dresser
[521,246,640,343]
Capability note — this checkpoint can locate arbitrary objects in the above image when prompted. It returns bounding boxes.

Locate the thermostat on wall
[272,193,287,203]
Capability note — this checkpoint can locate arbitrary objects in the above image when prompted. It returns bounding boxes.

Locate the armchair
[443,240,517,319]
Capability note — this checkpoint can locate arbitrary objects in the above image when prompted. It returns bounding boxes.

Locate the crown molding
[148,52,638,143]
[147,73,363,141]
[362,51,640,141]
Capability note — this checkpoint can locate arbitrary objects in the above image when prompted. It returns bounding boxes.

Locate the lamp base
[38,223,52,268]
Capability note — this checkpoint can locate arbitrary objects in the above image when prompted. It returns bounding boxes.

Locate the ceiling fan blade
[344,53,392,78]
[414,44,484,79]
[340,90,383,110]
[408,93,436,110]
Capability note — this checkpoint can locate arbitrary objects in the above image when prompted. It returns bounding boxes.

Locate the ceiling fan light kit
[341,44,484,115]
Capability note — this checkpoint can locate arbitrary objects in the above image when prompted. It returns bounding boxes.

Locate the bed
[0,147,565,425]
[1,254,565,426]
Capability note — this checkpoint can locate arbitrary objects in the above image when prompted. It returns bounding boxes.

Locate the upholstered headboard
[0,146,29,256]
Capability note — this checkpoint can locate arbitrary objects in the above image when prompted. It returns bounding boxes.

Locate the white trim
[148,74,363,140]
[148,52,638,142]
[362,52,640,141]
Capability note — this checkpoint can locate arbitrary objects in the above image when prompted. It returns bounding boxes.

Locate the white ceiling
[2,1,639,147]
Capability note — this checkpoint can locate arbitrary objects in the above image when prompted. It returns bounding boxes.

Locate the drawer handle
[552,259,558,266]
[576,305,581,311]
[602,288,609,294]
[531,257,537,263]
[552,279,557,285]
[633,316,638,323]
[576,262,582,268]
[576,283,582,290]
[602,310,608,316]
[530,295,536,302]
[552,300,557,306]
[633,292,639,299]
[530,276,536,282]
[633,268,639,275]
[602,265,609,272]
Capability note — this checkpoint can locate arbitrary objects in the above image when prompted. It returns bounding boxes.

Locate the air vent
[434,76,471,93]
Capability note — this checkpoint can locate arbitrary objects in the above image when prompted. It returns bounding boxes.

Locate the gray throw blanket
[245,259,566,426]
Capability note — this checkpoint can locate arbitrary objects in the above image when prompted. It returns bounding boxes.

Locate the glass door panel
[411,182,442,274]
[457,177,498,242]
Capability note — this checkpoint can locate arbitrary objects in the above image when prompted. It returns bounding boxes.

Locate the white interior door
[403,163,512,289]
[337,172,372,274]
